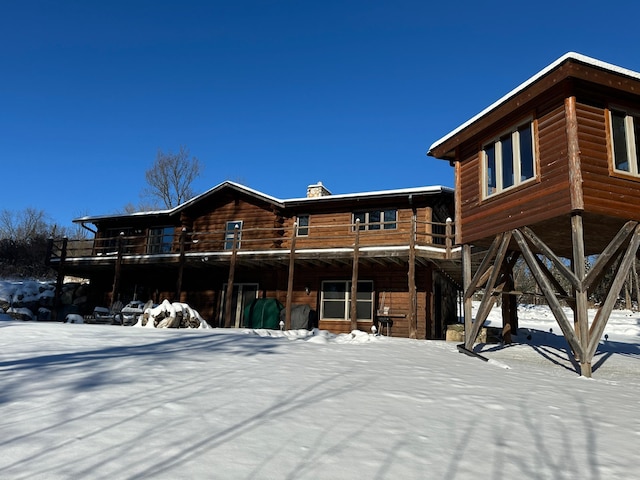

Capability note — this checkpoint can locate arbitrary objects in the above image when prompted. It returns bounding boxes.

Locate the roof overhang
[427,52,640,161]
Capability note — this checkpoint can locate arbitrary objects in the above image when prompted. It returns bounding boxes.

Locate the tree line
[1,146,203,279]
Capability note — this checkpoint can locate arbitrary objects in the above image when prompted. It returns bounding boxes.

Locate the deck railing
[48,218,456,261]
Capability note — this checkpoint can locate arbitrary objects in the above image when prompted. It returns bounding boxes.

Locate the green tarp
[243,298,284,329]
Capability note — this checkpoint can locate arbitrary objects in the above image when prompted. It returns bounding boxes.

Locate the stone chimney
[306,181,332,198]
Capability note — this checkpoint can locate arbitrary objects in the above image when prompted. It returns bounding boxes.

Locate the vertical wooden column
[175,227,187,302]
[53,237,68,321]
[408,211,417,338]
[350,219,360,331]
[571,213,590,376]
[500,254,518,344]
[285,222,298,330]
[110,232,124,308]
[224,226,239,328]
[462,243,473,344]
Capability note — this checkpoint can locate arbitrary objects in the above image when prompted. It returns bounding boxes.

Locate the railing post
[445,217,453,258]
[350,219,360,331]
[285,222,298,330]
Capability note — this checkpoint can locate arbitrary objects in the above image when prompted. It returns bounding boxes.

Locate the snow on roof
[74,181,452,223]
[428,52,640,156]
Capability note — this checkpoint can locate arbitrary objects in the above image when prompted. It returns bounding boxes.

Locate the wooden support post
[53,237,68,322]
[571,214,590,375]
[513,229,585,361]
[500,252,518,344]
[224,226,239,328]
[565,96,585,211]
[465,232,512,350]
[175,227,187,302]
[408,212,417,339]
[462,243,473,343]
[285,222,298,330]
[110,232,124,309]
[350,219,360,331]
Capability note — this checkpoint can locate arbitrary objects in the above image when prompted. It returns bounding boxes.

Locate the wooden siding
[457,103,574,245]
[190,196,285,251]
[578,102,640,221]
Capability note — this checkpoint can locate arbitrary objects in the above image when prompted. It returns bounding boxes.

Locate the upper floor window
[296,215,309,236]
[353,209,397,230]
[483,121,536,197]
[225,220,243,250]
[610,109,640,176]
[148,226,174,254]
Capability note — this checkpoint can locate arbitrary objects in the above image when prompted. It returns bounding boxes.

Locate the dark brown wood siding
[458,103,574,245]
[578,102,640,221]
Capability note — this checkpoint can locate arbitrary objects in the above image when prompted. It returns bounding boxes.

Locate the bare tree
[143,145,203,209]
[0,207,50,242]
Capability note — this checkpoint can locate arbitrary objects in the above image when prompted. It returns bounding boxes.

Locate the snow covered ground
[1,304,639,479]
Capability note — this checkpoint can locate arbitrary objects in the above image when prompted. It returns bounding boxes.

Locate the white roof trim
[74,182,453,223]
[428,52,640,155]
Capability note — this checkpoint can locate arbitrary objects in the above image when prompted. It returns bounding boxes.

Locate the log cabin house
[47,181,460,338]
[428,52,640,376]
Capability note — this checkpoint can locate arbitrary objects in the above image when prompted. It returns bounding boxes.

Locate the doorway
[219,283,259,327]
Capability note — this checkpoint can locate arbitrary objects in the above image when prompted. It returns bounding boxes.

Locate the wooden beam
[408,212,417,338]
[350,220,360,331]
[570,214,590,376]
[285,222,298,330]
[584,220,638,291]
[110,232,125,309]
[464,232,511,350]
[462,244,473,340]
[513,229,585,361]
[175,227,187,301]
[454,160,462,245]
[224,226,239,328]
[53,237,68,321]
[586,226,640,360]
[564,96,585,211]
[464,234,504,300]
[521,226,580,292]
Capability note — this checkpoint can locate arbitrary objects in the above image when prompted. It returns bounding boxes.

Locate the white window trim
[320,280,374,322]
[482,120,536,198]
[296,214,309,236]
[352,210,398,231]
[610,108,640,176]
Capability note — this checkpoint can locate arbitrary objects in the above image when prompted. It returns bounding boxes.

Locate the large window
[610,109,640,176]
[224,220,243,250]
[352,210,397,230]
[483,121,536,197]
[148,226,175,254]
[320,280,373,321]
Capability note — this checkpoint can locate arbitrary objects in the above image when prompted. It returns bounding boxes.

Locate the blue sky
[3,0,640,229]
